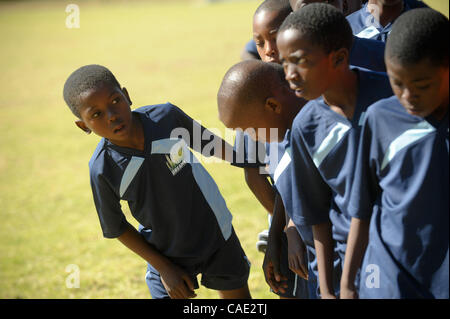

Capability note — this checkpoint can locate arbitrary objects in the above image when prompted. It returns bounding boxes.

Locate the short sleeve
[347,115,381,220]
[289,125,332,226]
[245,39,259,57]
[232,130,267,168]
[169,104,236,160]
[90,171,128,238]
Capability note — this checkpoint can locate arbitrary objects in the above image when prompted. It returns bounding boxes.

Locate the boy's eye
[416,84,431,90]
[92,111,101,119]
[112,97,120,104]
[297,57,307,65]
[392,81,402,88]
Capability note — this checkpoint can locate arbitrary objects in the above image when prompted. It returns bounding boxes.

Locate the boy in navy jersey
[346,0,428,42]
[275,4,393,298]
[218,60,314,298]
[290,0,387,72]
[232,0,294,256]
[62,65,251,299]
[342,8,449,299]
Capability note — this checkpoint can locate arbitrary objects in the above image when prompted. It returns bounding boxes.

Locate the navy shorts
[273,232,318,299]
[145,228,251,299]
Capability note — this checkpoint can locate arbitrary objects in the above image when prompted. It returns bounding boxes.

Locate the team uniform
[89,103,250,299]
[273,129,337,299]
[244,39,261,60]
[350,36,386,72]
[233,131,313,298]
[287,68,393,287]
[348,96,449,299]
[346,0,428,42]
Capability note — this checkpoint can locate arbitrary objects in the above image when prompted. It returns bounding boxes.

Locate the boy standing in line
[273,4,393,297]
[342,8,449,299]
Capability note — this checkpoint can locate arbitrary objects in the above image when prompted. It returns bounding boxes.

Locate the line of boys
[219,0,448,299]
[62,0,448,299]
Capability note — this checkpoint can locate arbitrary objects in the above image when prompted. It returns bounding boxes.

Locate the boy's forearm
[117,222,172,274]
[269,194,286,242]
[341,217,370,290]
[312,222,336,297]
[244,167,276,215]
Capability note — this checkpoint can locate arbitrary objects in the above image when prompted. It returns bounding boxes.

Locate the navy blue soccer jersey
[273,130,342,296]
[350,36,386,72]
[89,103,234,267]
[245,39,260,59]
[346,0,428,42]
[288,68,393,262]
[348,96,449,298]
[232,130,288,181]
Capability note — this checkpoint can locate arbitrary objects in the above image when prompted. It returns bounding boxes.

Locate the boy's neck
[322,68,358,120]
[368,0,404,27]
[110,113,145,151]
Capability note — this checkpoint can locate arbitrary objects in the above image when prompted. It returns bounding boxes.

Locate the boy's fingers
[182,274,196,293]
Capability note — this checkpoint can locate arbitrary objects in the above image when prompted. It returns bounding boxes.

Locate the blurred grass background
[0,0,447,299]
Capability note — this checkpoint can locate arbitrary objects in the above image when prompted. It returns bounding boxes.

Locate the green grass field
[0,0,448,300]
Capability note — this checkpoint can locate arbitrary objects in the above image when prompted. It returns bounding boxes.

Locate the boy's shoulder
[292,98,324,131]
[405,0,429,9]
[355,68,393,104]
[88,102,186,176]
[365,95,404,121]
[133,102,181,121]
[356,67,389,88]
[346,2,368,31]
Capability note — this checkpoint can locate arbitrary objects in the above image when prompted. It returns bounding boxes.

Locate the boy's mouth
[113,123,125,134]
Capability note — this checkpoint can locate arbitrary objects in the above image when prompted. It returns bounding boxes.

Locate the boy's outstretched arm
[312,222,336,299]
[340,217,370,299]
[244,167,276,215]
[117,222,196,299]
[263,193,288,294]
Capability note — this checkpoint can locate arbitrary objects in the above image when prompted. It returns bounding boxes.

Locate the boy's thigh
[200,228,251,291]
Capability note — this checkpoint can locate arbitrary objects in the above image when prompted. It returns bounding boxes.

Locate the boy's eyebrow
[288,50,307,59]
[269,28,278,35]
[84,90,117,113]
[412,77,432,83]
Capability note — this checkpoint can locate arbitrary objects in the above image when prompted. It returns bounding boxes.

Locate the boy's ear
[122,87,132,106]
[332,48,349,68]
[75,120,92,134]
[264,97,282,114]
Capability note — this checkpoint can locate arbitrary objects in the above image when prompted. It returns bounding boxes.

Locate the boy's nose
[107,109,119,122]
[264,42,276,57]
[285,63,300,81]
[402,88,418,103]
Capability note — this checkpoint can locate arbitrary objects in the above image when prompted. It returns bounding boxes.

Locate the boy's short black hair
[278,3,353,53]
[255,0,292,17]
[63,64,121,118]
[218,60,289,107]
[386,8,449,67]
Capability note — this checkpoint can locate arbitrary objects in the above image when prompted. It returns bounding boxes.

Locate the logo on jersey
[165,143,187,176]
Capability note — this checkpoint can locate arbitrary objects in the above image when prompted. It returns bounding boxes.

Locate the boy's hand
[285,224,308,281]
[160,264,197,299]
[340,281,358,299]
[262,236,288,294]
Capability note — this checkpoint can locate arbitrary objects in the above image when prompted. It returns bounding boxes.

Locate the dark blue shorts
[273,232,318,299]
[145,228,251,299]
